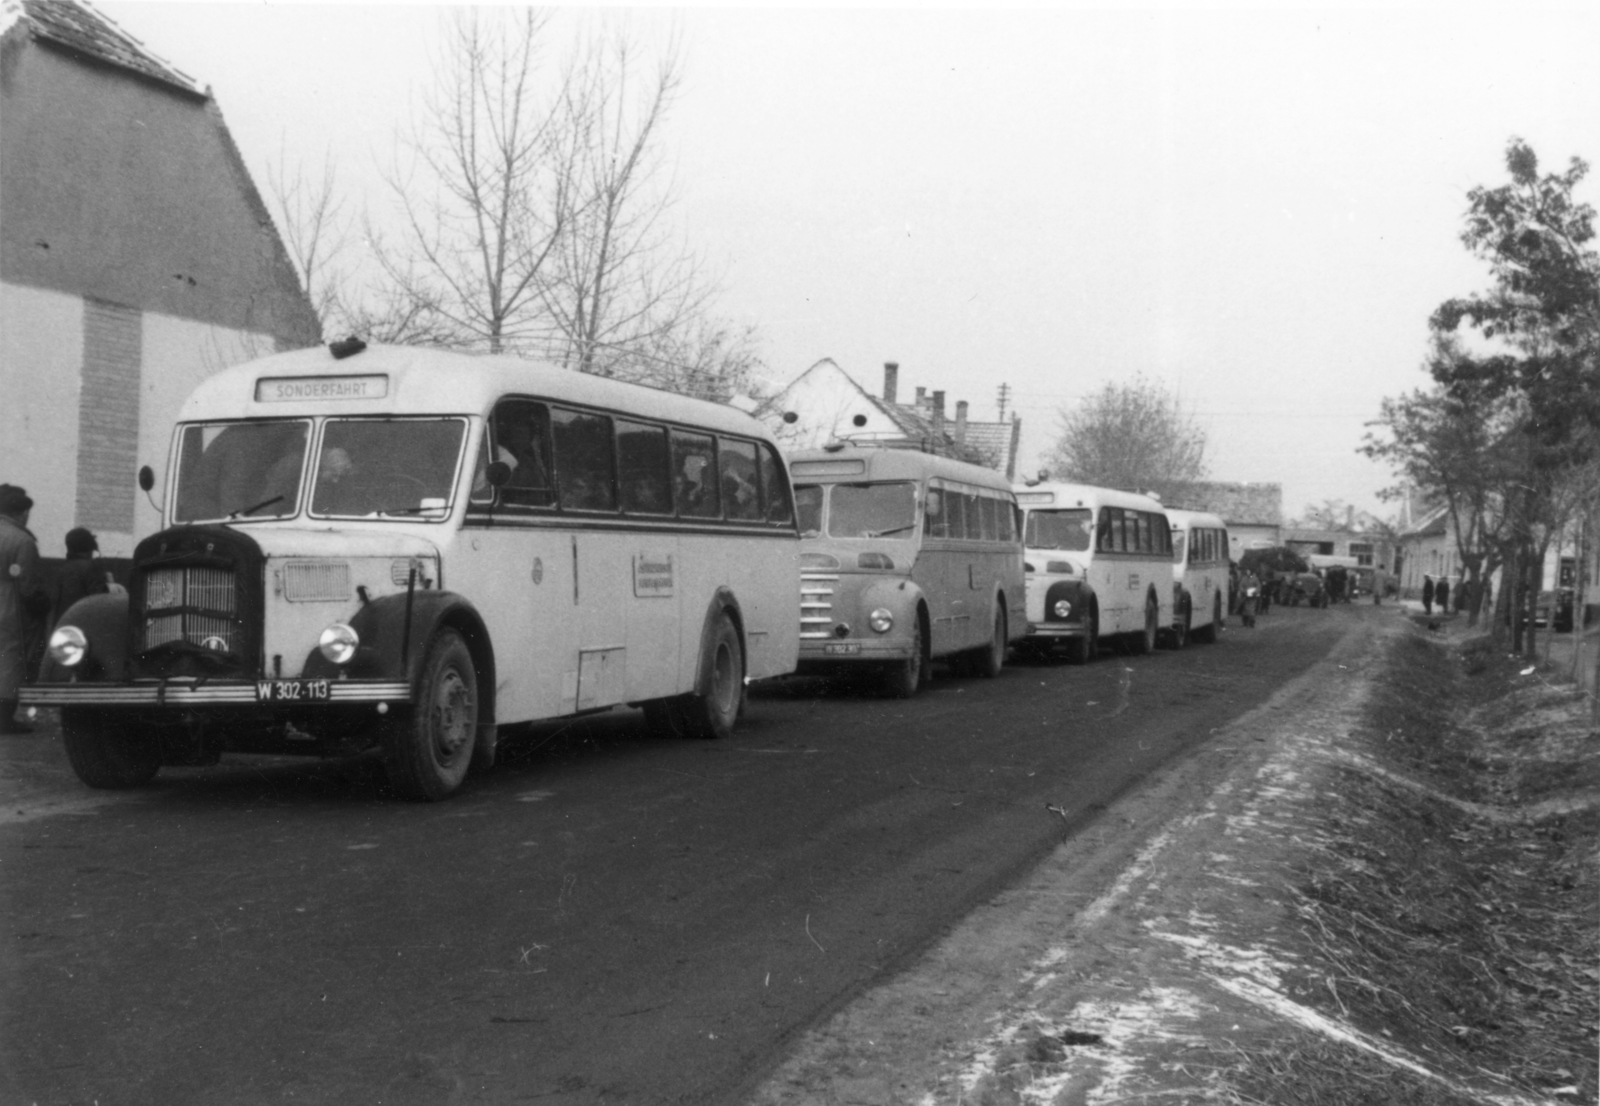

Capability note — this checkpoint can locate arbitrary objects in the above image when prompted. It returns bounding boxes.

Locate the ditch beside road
[750,608,1599,1106]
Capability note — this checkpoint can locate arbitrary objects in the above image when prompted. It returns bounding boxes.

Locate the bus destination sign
[255,375,389,403]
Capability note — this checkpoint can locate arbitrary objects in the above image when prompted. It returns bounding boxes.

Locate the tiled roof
[10,0,200,95]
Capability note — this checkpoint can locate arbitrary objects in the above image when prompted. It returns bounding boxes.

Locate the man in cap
[0,484,48,733]
[53,527,109,630]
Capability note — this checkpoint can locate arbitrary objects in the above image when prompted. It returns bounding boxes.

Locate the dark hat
[65,527,98,555]
[0,484,33,515]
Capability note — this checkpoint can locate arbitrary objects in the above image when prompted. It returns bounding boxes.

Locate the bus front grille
[800,572,838,639]
[141,566,240,652]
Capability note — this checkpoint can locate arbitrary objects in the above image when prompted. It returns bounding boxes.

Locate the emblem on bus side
[532,557,543,586]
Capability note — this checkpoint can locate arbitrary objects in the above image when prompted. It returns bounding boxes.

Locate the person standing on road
[1435,576,1450,616]
[0,485,48,734]
[1422,574,1435,614]
[53,527,108,628]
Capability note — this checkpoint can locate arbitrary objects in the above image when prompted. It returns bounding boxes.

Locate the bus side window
[757,443,795,526]
[718,437,762,521]
[924,487,944,538]
[670,430,720,518]
[492,400,555,508]
[616,419,672,515]
[945,489,967,541]
[1097,507,1112,552]
[979,495,998,541]
[552,407,616,511]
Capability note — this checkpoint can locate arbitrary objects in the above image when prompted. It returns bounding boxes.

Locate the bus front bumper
[798,638,913,666]
[20,679,412,708]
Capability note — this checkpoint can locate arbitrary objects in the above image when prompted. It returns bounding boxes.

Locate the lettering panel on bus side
[627,542,682,703]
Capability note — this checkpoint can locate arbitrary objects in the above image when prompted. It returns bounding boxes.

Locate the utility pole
[997,383,1011,423]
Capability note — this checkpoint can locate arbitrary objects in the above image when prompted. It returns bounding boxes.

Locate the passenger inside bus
[492,404,554,507]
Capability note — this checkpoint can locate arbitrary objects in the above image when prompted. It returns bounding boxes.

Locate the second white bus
[1013,482,1177,663]
[790,446,1026,696]
[1164,508,1230,644]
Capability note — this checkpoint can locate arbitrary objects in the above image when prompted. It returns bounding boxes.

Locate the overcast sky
[98,1,1600,522]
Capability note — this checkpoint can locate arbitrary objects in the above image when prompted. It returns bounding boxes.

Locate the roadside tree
[1046,376,1208,492]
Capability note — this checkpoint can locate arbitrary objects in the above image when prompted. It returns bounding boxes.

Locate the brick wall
[75,298,141,533]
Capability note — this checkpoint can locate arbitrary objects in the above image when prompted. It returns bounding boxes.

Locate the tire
[61,707,161,789]
[972,605,1007,679]
[1133,595,1158,655]
[1164,600,1190,650]
[882,611,927,698]
[1065,606,1098,665]
[675,612,744,740]
[382,629,478,801]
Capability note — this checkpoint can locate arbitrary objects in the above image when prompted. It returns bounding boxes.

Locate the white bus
[1164,508,1230,644]
[1013,482,1176,663]
[790,446,1026,696]
[26,341,800,800]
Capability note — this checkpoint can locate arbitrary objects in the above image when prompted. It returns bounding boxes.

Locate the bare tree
[1046,376,1209,492]
[537,23,713,379]
[370,8,571,355]
[265,146,346,339]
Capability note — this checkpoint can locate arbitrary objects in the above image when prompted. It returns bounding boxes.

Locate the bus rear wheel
[651,612,744,740]
[61,707,161,789]
[382,629,477,801]
[1163,600,1190,650]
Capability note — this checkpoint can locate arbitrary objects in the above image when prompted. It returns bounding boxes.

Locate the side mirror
[485,461,512,489]
[138,465,155,492]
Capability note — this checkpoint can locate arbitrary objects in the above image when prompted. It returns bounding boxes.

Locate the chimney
[931,390,946,446]
[883,362,899,405]
[955,400,969,444]
[914,386,926,410]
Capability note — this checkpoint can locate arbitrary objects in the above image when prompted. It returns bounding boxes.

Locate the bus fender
[857,576,924,627]
[689,588,744,697]
[303,590,498,724]
[36,592,131,683]
[1044,578,1092,626]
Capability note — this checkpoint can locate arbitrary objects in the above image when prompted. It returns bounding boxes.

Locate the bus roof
[787,445,1015,492]
[1010,481,1165,513]
[175,343,775,440]
[1163,507,1227,530]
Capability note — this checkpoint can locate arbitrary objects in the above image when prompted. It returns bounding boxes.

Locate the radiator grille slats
[141,566,239,652]
[800,572,838,639]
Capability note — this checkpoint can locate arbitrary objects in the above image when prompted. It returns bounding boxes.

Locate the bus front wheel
[1065,608,1098,665]
[883,613,928,698]
[1133,596,1158,655]
[61,708,161,789]
[382,629,478,801]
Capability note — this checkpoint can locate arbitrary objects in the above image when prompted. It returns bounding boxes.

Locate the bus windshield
[174,420,310,522]
[794,482,918,539]
[311,418,465,518]
[1025,508,1093,552]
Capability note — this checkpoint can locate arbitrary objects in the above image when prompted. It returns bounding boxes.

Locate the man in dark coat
[53,527,108,628]
[1435,577,1450,615]
[1422,575,1435,614]
[0,485,48,733]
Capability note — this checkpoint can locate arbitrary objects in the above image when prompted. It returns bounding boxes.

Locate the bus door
[550,406,633,713]
[917,480,967,653]
[460,406,570,723]
[1096,506,1132,633]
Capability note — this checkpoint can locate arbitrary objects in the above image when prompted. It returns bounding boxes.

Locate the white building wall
[762,363,902,454]
[1,281,83,556]
[1,278,281,558]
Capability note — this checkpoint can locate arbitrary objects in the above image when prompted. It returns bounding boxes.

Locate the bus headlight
[1052,599,1073,619]
[318,623,360,665]
[48,626,88,667]
[869,608,894,634]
